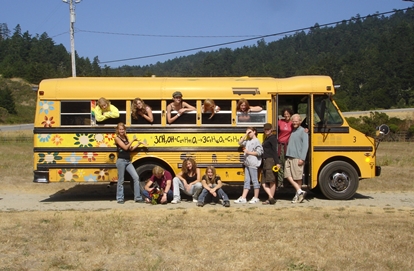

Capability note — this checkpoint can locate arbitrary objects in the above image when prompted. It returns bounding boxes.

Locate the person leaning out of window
[202,99,220,119]
[131,97,153,123]
[94,97,119,122]
[166,91,196,124]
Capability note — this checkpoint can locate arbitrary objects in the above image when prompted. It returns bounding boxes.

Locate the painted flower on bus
[74,133,94,147]
[38,152,62,164]
[41,116,55,127]
[95,134,105,142]
[39,101,55,115]
[83,152,98,162]
[51,135,63,146]
[105,133,115,141]
[84,174,97,182]
[58,169,79,182]
[38,134,51,143]
[65,153,82,164]
[94,169,109,181]
[95,140,112,147]
[76,169,85,178]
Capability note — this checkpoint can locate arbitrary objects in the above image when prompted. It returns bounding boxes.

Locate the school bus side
[33,76,382,201]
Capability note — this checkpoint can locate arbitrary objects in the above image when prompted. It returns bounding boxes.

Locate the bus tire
[318,161,359,200]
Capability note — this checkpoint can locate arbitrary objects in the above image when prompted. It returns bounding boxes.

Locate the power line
[89,7,412,65]
[76,29,262,38]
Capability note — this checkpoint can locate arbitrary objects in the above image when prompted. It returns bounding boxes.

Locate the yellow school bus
[33,75,387,200]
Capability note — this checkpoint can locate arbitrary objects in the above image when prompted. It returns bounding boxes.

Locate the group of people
[113,106,309,206]
[94,97,153,124]
[114,130,231,207]
[233,109,308,205]
[94,92,264,125]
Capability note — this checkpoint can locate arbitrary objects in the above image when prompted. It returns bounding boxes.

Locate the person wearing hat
[166,91,196,124]
[261,123,280,205]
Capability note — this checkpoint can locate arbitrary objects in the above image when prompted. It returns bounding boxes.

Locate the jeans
[142,189,173,203]
[172,177,203,200]
[198,184,229,204]
[244,166,260,190]
[116,158,142,202]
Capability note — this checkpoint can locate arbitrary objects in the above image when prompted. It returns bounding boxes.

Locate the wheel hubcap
[329,172,350,192]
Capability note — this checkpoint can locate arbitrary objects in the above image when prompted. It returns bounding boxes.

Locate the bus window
[313,95,343,125]
[96,100,126,125]
[201,100,231,125]
[169,99,197,125]
[131,99,161,125]
[236,99,267,124]
[61,101,91,126]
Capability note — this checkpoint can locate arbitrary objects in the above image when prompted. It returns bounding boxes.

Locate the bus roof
[38,75,335,100]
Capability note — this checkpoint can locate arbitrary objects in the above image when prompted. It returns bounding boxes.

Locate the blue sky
[1,0,413,68]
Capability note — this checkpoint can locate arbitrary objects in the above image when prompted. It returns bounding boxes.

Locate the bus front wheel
[318,161,359,200]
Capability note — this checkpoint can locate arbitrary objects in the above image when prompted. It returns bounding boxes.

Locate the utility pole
[63,0,81,77]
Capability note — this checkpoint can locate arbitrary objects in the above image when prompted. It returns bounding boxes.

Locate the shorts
[284,157,304,180]
[262,158,276,183]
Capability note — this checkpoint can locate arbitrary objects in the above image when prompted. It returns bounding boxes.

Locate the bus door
[273,94,312,188]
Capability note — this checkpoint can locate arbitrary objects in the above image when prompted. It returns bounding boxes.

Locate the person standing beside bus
[131,98,153,123]
[166,91,196,124]
[234,127,263,204]
[95,97,120,122]
[196,166,230,207]
[114,122,144,204]
[171,158,203,203]
[284,114,309,203]
[261,123,281,205]
[142,166,173,204]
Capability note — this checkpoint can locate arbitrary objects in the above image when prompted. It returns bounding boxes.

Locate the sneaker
[291,194,298,203]
[234,197,247,204]
[249,197,260,204]
[210,201,216,205]
[223,201,230,207]
[298,191,307,203]
[117,200,124,204]
[171,198,181,204]
[192,197,198,203]
[135,198,144,203]
[196,202,204,207]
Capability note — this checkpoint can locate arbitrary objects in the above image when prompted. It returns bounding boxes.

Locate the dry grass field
[0,131,413,271]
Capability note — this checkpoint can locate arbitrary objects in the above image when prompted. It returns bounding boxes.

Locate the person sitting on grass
[196,166,230,207]
[142,166,174,204]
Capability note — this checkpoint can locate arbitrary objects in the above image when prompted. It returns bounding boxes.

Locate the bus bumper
[33,170,49,183]
[375,166,381,177]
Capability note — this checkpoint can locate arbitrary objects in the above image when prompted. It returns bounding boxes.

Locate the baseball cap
[263,123,272,130]
[172,91,182,98]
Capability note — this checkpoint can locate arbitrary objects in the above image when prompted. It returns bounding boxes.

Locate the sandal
[262,200,270,205]
[269,198,276,205]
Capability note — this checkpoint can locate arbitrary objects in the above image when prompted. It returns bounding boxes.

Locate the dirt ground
[1,183,413,211]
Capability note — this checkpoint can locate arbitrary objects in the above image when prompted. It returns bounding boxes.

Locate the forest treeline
[0,8,414,115]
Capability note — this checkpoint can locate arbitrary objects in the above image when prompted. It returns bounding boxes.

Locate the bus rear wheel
[134,163,161,192]
[318,161,359,200]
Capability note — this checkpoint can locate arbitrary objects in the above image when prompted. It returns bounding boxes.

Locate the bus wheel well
[318,156,361,179]
[133,158,174,181]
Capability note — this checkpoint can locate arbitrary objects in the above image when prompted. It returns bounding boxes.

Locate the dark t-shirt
[202,174,221,185]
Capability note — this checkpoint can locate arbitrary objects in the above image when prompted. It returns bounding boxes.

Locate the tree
[0,83,17,114]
